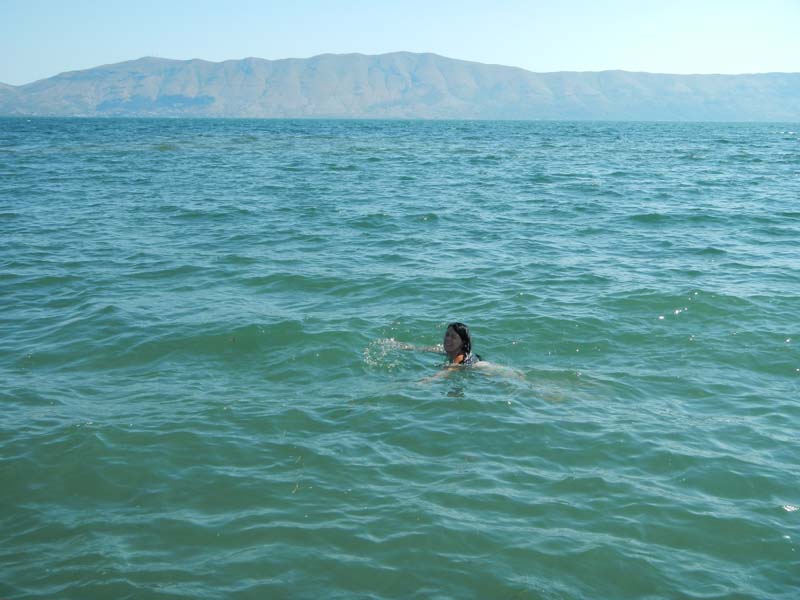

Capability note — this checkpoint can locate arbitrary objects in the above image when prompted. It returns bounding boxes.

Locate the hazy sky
[3,0,799,85]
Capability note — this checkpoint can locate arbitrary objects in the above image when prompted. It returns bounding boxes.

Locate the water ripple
[1,118,799,599]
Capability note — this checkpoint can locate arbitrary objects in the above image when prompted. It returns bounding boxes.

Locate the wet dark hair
[446,322,472,355]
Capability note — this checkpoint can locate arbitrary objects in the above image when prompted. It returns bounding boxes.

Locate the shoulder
[461,352,482,366]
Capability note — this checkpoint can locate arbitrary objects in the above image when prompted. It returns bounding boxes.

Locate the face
[443,326,464,354]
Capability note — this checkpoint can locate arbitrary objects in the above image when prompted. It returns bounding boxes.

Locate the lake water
[1,118,799,598]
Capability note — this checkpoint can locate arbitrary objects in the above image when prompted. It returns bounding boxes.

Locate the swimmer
[396,322,482,366]
[395,322,488,382]
[379,323,527,385]
[422,322,529,383]
[442,322,482,367]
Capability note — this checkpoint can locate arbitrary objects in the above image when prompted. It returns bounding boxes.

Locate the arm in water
[390,339,443,354]
[420,359,526,384]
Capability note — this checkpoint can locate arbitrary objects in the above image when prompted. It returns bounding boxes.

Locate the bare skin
[395,325,525,383]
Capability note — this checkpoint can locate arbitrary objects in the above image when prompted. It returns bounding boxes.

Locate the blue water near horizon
[1,117,799,598]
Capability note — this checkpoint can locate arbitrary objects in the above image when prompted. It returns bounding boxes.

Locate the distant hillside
[1,53,799,120]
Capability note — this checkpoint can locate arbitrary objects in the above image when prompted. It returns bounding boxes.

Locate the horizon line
[3,51,798,87]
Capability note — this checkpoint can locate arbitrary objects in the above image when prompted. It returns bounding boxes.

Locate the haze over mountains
[1,52,798,121]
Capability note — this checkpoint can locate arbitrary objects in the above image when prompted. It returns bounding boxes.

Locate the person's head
[444,322,472,356]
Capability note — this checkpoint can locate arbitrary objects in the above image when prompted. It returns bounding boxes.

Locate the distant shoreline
[2,53,799,121]
[2,115,798,124]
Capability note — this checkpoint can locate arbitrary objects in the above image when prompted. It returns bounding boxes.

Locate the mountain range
[1,52,799,120]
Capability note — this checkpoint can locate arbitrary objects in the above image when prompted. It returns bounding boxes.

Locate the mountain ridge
[2,52,799,120]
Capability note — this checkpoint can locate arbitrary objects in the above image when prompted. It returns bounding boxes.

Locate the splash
[362,338,409,371]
